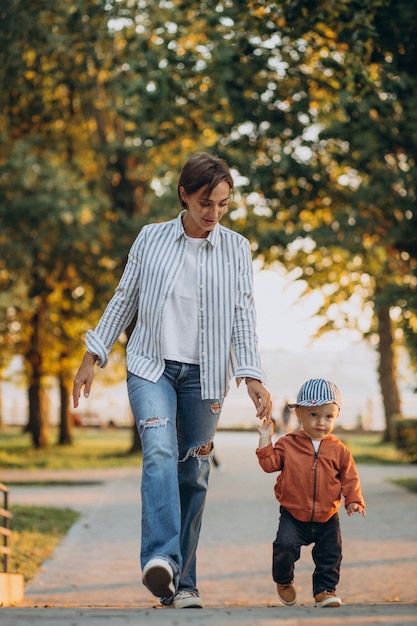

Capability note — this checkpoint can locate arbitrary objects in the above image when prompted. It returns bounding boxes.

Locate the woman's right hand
[72,352,98,408]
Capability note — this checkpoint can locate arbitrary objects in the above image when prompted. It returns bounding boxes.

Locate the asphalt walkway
[1,430,417,625]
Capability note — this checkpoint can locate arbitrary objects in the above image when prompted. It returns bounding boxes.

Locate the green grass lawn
[336,431,409,464]
[0,426,141,470]
[0,426,410,470]
[390,477,417,493]
[9,505,80,582]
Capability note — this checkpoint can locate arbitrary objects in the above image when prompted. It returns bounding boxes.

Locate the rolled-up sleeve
[85,232,144,367]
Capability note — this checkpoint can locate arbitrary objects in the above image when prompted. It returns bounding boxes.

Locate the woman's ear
[179,185,186,204]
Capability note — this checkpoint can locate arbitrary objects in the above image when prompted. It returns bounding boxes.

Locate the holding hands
[258,416,274,449]
[245,379,272,420]
[258,416,274,434]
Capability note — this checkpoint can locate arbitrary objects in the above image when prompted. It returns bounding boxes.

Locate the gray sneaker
[172,590,203,609]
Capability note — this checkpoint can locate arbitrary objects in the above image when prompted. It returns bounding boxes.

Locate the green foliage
[392,418,417,463]
[0,0,416,443]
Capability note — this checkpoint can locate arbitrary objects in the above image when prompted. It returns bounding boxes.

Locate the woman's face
[180,180,230,238]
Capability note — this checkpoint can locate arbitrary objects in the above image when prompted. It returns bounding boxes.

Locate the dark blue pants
[272,507,342,596]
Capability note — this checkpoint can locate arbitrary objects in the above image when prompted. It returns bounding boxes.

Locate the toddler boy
[257,378,365,608]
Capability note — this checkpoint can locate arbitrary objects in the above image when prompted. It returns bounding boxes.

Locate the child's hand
[258,417,273,435]
[347,502,366,517]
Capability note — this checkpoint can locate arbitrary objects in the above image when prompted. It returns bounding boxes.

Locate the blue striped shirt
[86,211,266,399]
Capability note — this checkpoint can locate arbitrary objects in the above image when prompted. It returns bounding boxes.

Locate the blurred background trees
[0,0,415,447]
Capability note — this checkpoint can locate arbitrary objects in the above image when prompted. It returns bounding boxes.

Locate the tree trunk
[26,302,49,448]
[58,372,73,445]
[26,377,49,448]
[376,304,402,442]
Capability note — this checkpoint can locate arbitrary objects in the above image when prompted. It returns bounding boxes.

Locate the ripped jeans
[127,361,223,593]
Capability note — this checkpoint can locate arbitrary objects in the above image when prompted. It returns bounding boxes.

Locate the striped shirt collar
[176,210,219,248]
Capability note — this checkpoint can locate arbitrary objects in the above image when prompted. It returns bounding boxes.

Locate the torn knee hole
[140,417,168,429]
[195,442,213,456]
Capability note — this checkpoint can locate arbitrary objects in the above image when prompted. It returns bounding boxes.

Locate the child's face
[295,403,339,440]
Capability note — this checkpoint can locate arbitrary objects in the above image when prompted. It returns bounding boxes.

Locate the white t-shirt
[311,439,322,453]
[162,235,206,364]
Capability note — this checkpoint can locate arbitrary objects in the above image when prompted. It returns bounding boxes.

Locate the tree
[1,0,415,446]
[0,1,133,445]
[223,0,417,439]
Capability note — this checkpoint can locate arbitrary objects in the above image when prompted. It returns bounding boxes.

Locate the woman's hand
[72,352,98,408]
[245,378,272,419]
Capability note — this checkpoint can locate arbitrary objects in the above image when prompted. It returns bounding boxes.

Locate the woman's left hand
[245,379,272,419]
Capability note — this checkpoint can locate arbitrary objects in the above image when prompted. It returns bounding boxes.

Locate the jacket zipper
[310,444,319,522]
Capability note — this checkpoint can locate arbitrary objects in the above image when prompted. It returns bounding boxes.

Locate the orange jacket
[256,430,365,523]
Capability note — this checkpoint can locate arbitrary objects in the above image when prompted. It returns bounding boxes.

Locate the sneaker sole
[278,595,297,606]
[315,597,342,608]
[143,559,175,598]
[173,597,203,609]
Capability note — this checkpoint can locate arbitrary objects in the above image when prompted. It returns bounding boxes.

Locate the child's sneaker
[276,582,297,606]
[314,590,342,607]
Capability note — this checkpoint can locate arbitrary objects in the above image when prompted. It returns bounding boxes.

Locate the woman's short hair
[178,152,234,209]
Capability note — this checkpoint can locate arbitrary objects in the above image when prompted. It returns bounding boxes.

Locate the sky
[252,265,359,353]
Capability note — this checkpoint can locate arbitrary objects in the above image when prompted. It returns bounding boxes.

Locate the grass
[336,431,408,464]
[0,426,141,470]
[0,426,409,471]
[8,505,80,582]
[390,477,417,493]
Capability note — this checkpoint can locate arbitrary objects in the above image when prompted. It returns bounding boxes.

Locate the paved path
[1,430,417,625]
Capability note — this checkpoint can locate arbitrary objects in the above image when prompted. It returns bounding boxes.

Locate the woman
[72,152,271,608]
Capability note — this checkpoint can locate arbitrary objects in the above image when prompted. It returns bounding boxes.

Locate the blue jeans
[273,507,342,596]
[127,361,223,594]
